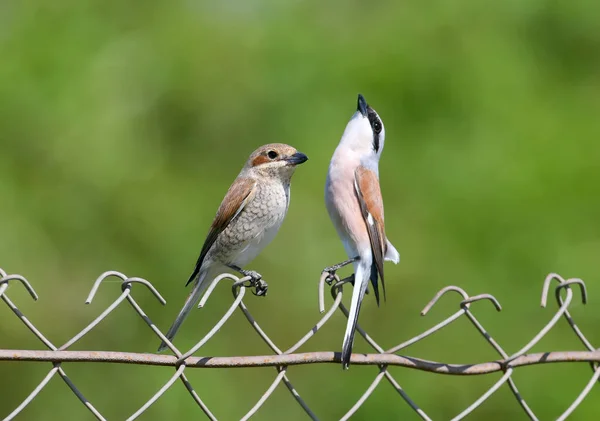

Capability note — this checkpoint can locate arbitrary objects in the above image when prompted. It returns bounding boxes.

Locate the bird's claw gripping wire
[323,271,337,286]
[321,257,359,285]
[227,266,268,296]
[242,271,268,296]
[250,278,268,297]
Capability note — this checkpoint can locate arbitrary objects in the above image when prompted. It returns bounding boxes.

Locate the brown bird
[158,143,308,352]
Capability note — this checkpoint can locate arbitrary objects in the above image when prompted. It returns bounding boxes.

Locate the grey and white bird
[324,94,400,368]
[158,143,308,352]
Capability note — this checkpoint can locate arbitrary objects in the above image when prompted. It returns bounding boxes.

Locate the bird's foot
[251,278,268,296]
[235,267,268,296]
[322,257,359,285]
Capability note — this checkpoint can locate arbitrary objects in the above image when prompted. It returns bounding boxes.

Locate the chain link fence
[1,266,598,420]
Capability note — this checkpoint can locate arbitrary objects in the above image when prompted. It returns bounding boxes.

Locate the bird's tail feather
[370,263,380,306]
[341,260,370,369]
[157,270,210,352]
[385,240,400,264]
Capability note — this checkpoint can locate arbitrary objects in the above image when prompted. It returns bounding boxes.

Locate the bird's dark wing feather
[185,178,257,286]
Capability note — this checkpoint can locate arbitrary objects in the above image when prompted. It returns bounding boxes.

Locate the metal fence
[1,266,598,421]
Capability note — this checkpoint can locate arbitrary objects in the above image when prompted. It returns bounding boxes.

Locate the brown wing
[186,177,257,286]
[354,166,388,303]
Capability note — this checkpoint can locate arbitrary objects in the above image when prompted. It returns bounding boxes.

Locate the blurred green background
[1,0,599,419]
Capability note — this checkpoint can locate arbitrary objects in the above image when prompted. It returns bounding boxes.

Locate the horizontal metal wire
[1,349,600,372]
[1,267,598,421]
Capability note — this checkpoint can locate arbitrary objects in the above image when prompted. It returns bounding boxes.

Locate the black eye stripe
[367,113,381,131]
[367,109,382,152]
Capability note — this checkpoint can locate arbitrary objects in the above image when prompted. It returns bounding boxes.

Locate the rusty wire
[0,267,598,420]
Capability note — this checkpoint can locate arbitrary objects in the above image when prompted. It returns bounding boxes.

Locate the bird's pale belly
[211,182,288,268]
[325,176,366,257]
[231,218,283,267]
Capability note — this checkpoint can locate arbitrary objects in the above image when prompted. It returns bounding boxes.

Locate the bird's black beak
[357,93,368,117]
[285,152,309,165]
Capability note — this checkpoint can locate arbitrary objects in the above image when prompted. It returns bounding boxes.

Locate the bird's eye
[373,120,382,134]
[267,150,278,159]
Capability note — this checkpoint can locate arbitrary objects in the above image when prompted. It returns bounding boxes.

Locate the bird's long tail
[157,270,210,352]
[341,259,371,369]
